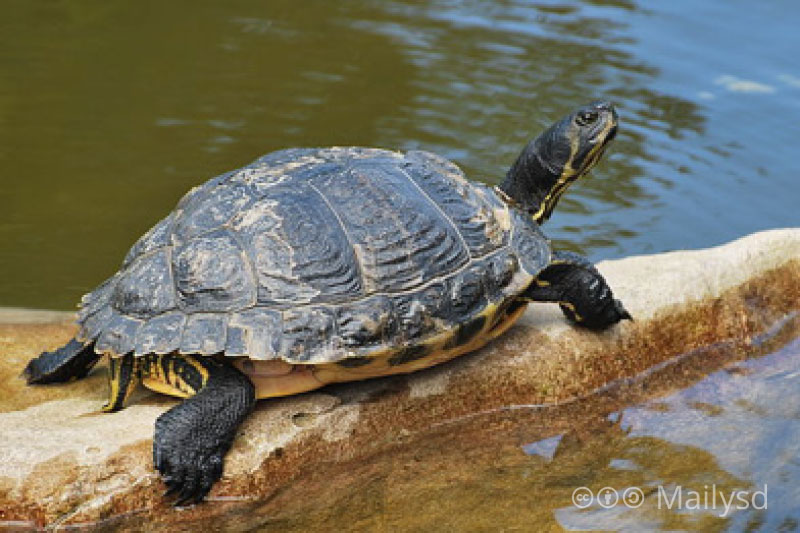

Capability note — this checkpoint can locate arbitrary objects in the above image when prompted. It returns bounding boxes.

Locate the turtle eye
[576,110,599,126]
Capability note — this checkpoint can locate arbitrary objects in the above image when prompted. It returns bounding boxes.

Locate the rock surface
[1,229,799,530]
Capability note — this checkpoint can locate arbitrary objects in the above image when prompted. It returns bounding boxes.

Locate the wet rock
[0,229,798,529]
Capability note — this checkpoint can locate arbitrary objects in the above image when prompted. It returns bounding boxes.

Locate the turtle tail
[23,338,101,384]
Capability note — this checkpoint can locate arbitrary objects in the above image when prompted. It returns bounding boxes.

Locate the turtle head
[499,101,618,224]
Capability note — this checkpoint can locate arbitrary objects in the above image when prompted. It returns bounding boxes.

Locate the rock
[1,229,798,529]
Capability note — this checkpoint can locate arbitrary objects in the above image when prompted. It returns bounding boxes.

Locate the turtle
[24,100,629,505]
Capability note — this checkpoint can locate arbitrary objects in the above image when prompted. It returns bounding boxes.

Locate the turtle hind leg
[151,355,256,505]
[23,338,101,384]
[102,354,141,412]
[524,250,631,330]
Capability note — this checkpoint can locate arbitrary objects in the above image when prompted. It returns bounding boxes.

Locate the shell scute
[180,313,228,355]
[95,314,142,355]
[134,311,186,355]
[173,182,253,240]
[392,293,439,344]
[310,160,470,293]
[233,185,363,306]
[449,265,489,318]
[112,249,176,318]
[336,295,397,349]
[79,305,114,343]
[171,229,256,313]
[278,307,338,362]
[405,150,508,256]
[225,308,282,359]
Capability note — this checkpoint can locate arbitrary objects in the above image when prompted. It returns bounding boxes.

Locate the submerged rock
[0,229,798,529]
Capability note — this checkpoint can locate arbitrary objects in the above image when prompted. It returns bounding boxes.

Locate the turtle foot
[152,359,255,505]
[154,422,226,506]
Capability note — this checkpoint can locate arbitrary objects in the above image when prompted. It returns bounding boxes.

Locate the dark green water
[1,0,798,309]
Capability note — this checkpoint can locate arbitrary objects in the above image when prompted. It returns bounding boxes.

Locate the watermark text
[571,484,767,517]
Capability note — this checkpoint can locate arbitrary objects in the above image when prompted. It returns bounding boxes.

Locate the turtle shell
[77,147,550,362]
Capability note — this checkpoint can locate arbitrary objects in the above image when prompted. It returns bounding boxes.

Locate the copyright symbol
[572,487,593,509]
[623,487,644,508]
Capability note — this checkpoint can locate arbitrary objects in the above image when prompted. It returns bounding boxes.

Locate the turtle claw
[162,481,181,498]
[160,458,217,506]
[174,493,200,508]
[614,299,633,322]
[155,448,198,502]
[175,469,201,505]
[173,477,209,508]
[177,493,207,508]
[155,441,226,504]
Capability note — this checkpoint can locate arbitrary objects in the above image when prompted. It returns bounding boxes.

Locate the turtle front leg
[523,251,631,330]
[151,355,256,506]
